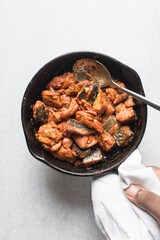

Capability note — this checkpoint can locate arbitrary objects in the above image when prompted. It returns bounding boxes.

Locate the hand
[125,166,160,224]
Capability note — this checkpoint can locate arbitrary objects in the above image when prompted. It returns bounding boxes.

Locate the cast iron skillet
[21,52,147,176]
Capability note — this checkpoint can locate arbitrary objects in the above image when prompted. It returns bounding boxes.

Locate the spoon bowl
[73,58,112,87]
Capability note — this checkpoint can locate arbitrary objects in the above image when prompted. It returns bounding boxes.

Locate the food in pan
[32,63,137,167]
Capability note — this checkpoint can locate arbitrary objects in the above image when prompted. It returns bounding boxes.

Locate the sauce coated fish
[83,148,103,167]
[67,119,94,135]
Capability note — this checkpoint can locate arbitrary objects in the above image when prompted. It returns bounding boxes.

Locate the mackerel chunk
[76,111,104,133]
[72,144,92,159]
[102,115,120,135]
[66,119,94,135]
[114,126,134,146]
[83,148,103,167]
[97,130,116,152]
[88,82,99,102]
[77,83,92,100]
[72,134,98,149]
[93,85,108,115]
[116,103,137,123]
[33,100,48,123]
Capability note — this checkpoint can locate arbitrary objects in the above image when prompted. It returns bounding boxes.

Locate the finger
[125,184,160,223]
[149,166,160,181]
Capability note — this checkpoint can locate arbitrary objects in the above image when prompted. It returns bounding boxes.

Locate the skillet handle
[111,167,118,174]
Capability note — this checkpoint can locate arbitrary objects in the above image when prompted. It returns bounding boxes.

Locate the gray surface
[1,0,160,239]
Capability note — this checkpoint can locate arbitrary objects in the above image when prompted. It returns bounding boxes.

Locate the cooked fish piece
[124,95,135,108]
[33,100,48,123]
[105,82,128,105]
[42,141,62,152]
[52,145,77,163]
[47,107,61,123]
[102,115,120,135]
[60,94,71,108]
[113,92,128,105]
[62,137,73,149]
[50,141,62,151]
[96,130,116,152]
[36,123,63,145]
[77,82,99,102]
[60,98,79,120]
[72,134,98,149]
[105,99,115,118]
[77,86,85,99]
[83,148,103,167]
[65,80,89,96]
[88,82,99,102]
[114,126,134,146]
[105,88,118,102]
[46,98,79,122]
[76,99,97,116]
[72,144,92,159]
[116,103,137,123]
[77,83,88,100]
[76,111,104,133]
[46,72,76,89]
[113,81,128,105]
[42,90,71,109]
[67,119,94,135]
[57,121,71,137]
[42,88,62,108]
[93,85,108,115]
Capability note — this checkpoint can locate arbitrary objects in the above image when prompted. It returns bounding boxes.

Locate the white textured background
[1,0,160,239]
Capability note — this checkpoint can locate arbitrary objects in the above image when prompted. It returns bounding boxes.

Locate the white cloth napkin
[92,150,160,240]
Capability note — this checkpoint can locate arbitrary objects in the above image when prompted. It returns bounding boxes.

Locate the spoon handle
[112,81,160,111]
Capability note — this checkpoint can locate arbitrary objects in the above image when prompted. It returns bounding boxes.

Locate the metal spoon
[73,58,160,111]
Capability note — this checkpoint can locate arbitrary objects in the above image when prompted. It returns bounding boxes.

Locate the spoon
[73,58,160,111]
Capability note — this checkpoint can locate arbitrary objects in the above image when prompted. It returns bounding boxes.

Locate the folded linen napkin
[92,150,160,240]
